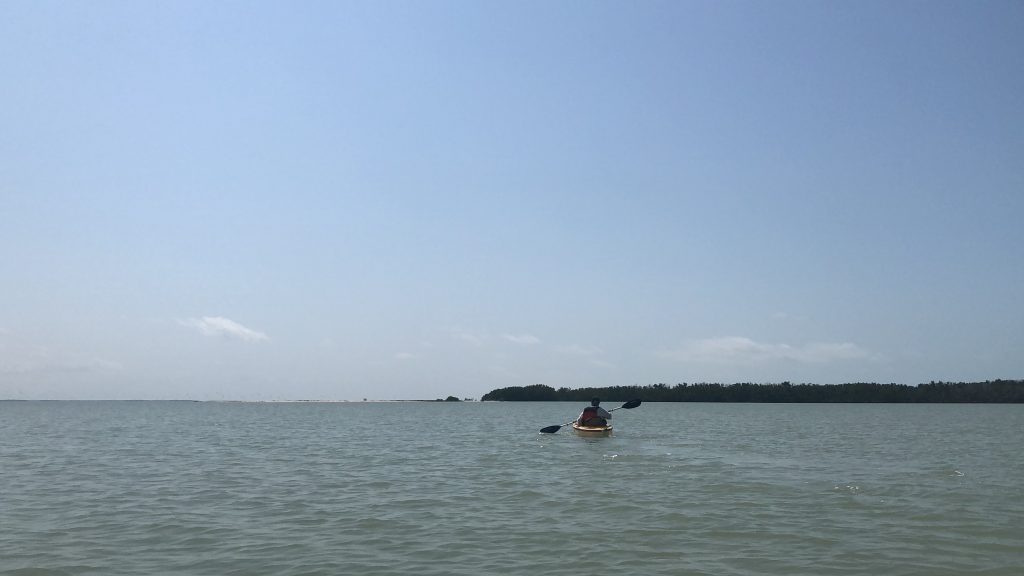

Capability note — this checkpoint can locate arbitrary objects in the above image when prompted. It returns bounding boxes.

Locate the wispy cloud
[554,344,614,368]
[658,336,870,364]
[501,333,541,345]
[446,327,485,347]
[555,344,602,357]
[180,317,268,342]
[0,330,122,374]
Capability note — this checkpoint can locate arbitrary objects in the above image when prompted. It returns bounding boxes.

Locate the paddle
[539,399,642,433]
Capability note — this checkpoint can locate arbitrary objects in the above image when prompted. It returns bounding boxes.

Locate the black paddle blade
[621,399,642,409]
[539,425,562,434]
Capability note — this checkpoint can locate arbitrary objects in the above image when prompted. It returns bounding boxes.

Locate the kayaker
[577,397,612,427]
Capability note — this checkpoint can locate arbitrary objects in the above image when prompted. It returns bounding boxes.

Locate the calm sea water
[1,401,1021,575]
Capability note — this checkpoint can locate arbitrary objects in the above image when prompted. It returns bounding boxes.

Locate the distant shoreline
[6,381,1023,403]
[481,381,1024,403]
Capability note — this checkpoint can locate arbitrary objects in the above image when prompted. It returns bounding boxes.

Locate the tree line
[480,380,1024,403]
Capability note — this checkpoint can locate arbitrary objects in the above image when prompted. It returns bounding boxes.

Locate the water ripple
[1,401,1022,575]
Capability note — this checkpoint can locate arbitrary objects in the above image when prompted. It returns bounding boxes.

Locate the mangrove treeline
[480,380,1024,403]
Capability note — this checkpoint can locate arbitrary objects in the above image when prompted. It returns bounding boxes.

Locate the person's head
[591,397,600,407]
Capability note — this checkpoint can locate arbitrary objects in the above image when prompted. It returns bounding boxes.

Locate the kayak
[538,399,641,435]
[572,422,613,436]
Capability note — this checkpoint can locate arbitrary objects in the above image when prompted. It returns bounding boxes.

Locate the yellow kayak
[571,422,613,436]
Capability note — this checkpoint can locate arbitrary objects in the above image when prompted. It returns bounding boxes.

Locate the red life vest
[578,406,606,425]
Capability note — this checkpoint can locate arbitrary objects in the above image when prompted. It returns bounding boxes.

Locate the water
[1,401,1021,575]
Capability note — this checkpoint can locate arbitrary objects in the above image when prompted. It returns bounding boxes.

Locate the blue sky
[2,1,1022,400]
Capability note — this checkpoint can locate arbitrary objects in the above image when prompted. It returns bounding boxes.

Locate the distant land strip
[481,381,1024,403]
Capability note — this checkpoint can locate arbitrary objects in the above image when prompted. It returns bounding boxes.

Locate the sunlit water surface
[2,401,1021,575]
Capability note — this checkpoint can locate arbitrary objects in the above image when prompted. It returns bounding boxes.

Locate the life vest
[578,406,606,426]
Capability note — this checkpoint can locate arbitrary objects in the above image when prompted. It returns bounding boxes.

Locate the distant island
[481,381,1024,403]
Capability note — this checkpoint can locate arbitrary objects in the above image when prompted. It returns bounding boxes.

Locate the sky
[2,1,1022,400]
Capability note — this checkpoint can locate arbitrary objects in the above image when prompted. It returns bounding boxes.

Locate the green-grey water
[1,401,1021,575]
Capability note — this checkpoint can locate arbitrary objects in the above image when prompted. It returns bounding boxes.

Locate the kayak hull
[571,423,612,436]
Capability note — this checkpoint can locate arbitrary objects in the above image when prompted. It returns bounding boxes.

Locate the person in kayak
[577,397,612,427]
